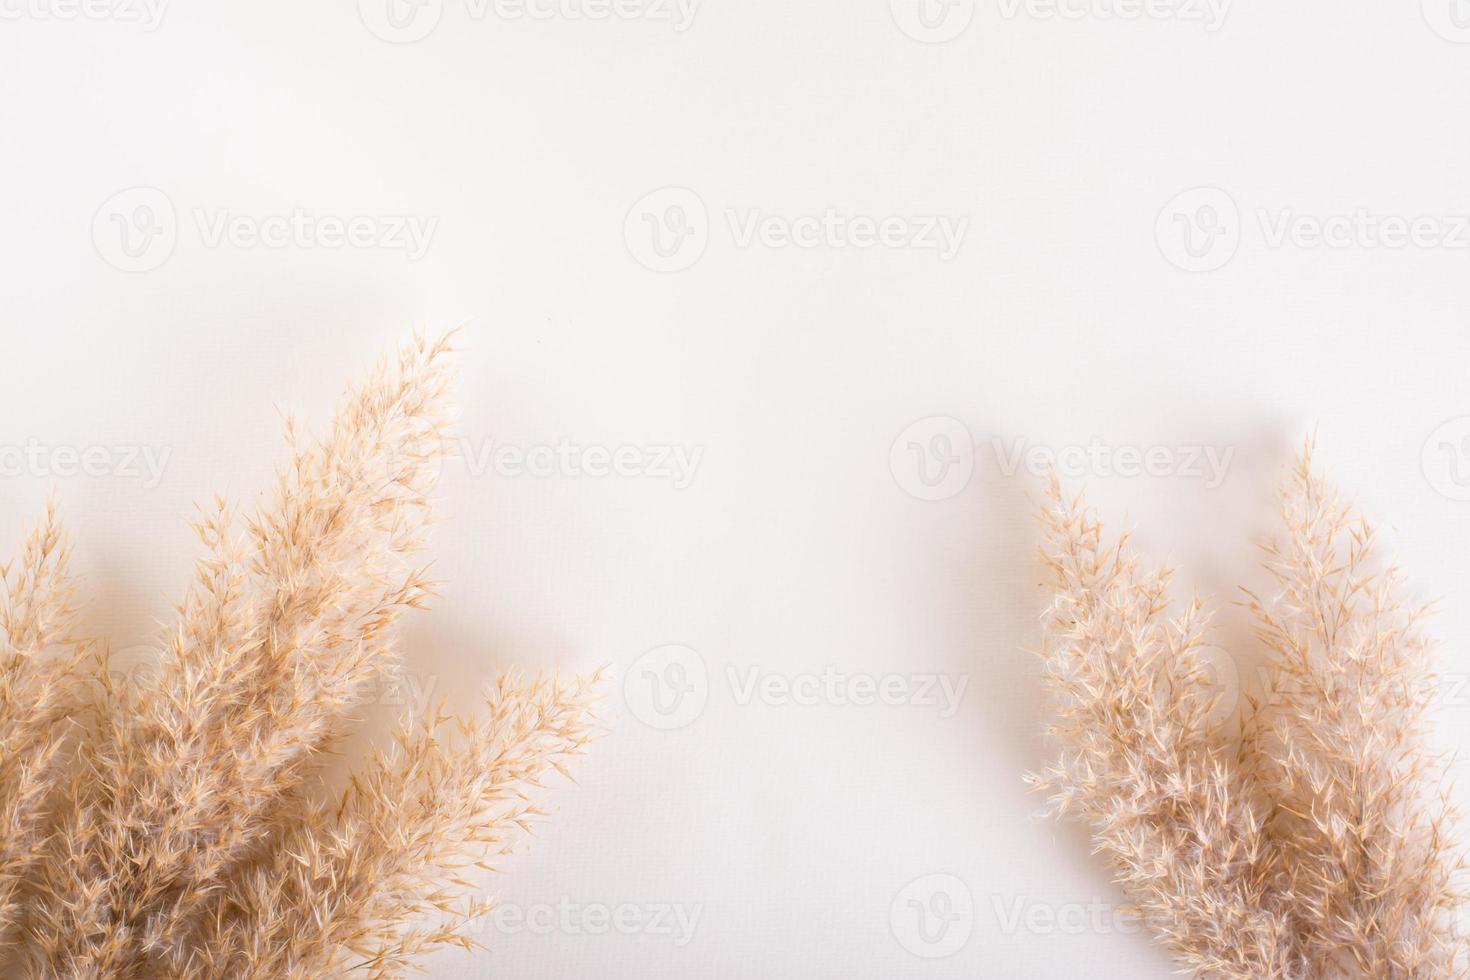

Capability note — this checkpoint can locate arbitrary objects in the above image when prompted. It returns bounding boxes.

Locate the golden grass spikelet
[0,502,92,941]
[1029,443,1468,978]
[1,333,602,979]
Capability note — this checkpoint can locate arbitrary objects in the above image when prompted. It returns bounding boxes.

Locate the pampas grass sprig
[0,333,600,979]
[1029,444,1466,978]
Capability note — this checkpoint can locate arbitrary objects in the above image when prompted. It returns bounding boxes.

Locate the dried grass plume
[1028,443,1467,979]
[0,332,601,979]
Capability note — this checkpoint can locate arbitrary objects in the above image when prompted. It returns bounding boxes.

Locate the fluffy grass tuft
[1030,442,1466,978]
[1,333,601,979]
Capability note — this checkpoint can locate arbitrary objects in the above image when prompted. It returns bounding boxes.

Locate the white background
[3,2,1470,976]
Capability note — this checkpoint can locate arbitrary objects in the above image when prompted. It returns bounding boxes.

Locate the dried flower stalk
[1030,444,1466,979]
[0,503,91,940]
[1,333,600,979]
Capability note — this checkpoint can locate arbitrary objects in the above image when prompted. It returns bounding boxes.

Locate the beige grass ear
[185,669,603,979]
[1032,452,1469,978]
[1243,443,1465,977]
[0,502,91,939]
[1026,472,1299,978]
[9,333,602,979]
